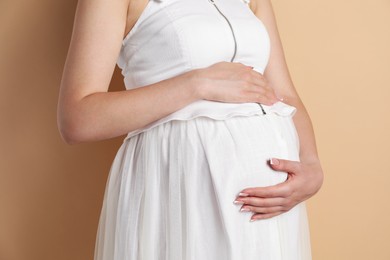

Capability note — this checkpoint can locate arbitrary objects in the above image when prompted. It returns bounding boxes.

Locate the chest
[118,0,270,88]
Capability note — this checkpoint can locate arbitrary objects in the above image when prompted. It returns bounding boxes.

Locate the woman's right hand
[194,61,281,106]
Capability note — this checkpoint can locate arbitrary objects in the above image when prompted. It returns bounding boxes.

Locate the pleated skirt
[93,112,312,260]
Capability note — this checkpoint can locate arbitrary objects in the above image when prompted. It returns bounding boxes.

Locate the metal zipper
[258,103,266,114]
[208,0,267,115]
[208,0,237,62]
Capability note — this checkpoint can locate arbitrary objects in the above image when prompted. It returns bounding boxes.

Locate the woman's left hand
[233,158,324,221]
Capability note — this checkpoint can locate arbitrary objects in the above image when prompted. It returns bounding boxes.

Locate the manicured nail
[233,200,244,205]
[250,218,256,222]
[270,158,280,165]
[238,192,249,196]
[240,207,251,212]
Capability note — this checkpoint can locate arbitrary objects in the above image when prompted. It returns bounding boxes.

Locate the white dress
[94,0,312,259]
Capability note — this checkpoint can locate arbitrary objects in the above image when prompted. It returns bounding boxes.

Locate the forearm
[286,97,321,165]
[58,70,201,144]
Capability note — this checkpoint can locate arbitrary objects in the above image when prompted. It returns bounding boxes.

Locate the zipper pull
[209,0,215,4]
[257,103,267,115]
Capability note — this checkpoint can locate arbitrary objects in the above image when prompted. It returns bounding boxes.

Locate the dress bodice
[117,0,297,141]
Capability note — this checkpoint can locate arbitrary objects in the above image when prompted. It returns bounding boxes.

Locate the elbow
[57,120,82,145]
[57,112,86,145]
[59,130,80,145]
[57,96,100,144]
[57,92,96,144]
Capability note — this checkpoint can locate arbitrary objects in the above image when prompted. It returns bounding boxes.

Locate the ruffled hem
[156,0,250,4]
[263,101,297,117]
[122,101,297,142]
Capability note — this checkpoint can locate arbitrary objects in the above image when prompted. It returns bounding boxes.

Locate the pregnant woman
[57,0,324,259]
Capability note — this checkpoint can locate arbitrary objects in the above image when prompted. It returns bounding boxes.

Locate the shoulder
[247,0,256,14]
[247,0,268,15]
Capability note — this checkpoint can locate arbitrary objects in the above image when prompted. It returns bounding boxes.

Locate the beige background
[1,0,389,259]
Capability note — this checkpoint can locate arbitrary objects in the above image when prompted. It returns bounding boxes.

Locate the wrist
[300,154,321,165]
[187,68,207,100]
[302,157,324,191]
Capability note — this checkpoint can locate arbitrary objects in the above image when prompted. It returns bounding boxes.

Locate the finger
[240,181,293,198]
[239,68,266,89]
[247,71,279,104]
[250,211,284,221]
[238,71,266,91]
[245,90,278,106]
[241,205,285,214]
[234,196,285,208]
[231,61,252,69]
[256,90,279,105]
[248,69,266,86]
[269,158,301,175]
[237,71,278,105]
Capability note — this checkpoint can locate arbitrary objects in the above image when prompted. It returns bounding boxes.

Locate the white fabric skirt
[93,112,312,260]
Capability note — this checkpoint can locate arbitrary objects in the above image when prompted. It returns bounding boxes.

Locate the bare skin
[57,0,279,144]
[235,0,324,221]
[57,0,323,220]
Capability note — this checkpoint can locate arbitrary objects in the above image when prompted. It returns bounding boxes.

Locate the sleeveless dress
[94,0,312,259]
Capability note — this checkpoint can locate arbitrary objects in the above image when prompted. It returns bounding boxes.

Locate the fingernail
[233,200,244,205]
[270,158,280,165]
[238,192,249,196]
[240,207,251,212]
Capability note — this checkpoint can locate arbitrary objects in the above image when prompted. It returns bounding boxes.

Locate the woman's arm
[234,0,324,221]
[57,0,201,144]
[251,0,320,164]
